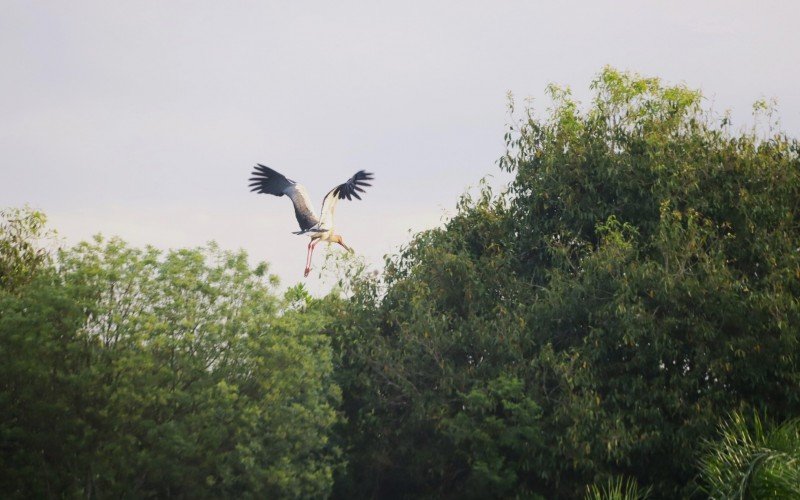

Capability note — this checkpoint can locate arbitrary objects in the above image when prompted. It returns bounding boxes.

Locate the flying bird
[248,164,374,277]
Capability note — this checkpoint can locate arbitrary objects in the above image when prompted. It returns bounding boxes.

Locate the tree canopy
[330,68,800,498]
[1,219,343,498]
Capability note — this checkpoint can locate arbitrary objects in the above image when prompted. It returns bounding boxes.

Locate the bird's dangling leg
[304,240,313,277]
[304,240,320,277]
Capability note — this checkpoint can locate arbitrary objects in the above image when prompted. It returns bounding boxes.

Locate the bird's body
[249,164,374,277]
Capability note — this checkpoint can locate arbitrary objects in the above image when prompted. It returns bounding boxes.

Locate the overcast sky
[2,1,799,294]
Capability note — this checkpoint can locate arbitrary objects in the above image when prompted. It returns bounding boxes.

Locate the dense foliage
[331,68,800,498]
[2,69,799,498]
[0,215,342,498]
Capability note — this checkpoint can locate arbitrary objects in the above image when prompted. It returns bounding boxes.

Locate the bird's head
[332,234,354,253]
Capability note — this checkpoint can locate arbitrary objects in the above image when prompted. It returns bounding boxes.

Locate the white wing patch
[317,188,340,231]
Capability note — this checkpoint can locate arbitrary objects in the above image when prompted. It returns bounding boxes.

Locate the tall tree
[331,68,800,498]
[1,219,344,498]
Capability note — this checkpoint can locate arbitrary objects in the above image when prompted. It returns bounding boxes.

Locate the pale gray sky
[2,1,799,294]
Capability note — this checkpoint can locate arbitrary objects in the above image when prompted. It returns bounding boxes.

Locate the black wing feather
[248,164,295,196]
[333,170,374,201]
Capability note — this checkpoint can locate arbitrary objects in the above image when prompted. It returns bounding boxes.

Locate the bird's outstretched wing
[318,170,374,230]
[249,164,320,232]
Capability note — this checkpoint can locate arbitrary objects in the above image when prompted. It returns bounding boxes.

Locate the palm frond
[585,475,651,500]
[699,411,800,499]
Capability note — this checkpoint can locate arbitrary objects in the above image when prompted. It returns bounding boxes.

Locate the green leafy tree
[331,68,800,498]
[1,207,85,496]
[1,216,343,498]
[0,247,89,496]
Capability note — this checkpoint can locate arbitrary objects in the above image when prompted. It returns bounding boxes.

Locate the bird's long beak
[337,238,354,253]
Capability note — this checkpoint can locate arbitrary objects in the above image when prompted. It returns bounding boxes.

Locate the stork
[248,164,374,277]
